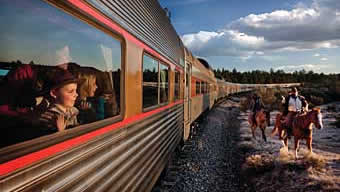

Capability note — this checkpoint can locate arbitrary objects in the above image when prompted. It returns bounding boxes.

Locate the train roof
[88,0,184,66]
[197,58,212,71]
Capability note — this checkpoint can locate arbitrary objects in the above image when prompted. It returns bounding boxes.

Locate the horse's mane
[293,108,321,130]
[312,107,321,113]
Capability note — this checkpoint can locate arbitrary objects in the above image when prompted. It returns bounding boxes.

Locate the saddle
[280,111,305,137]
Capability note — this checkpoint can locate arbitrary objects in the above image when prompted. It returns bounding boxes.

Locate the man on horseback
[282,87,308,136]
[250,93,265,125]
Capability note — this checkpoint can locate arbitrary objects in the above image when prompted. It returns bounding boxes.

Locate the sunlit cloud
[181,0,340,60]
[56,46,72,65]
[275,64,328,72]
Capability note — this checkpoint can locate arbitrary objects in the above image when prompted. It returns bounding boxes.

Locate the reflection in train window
[142,55,170,109]
[143,55,159,108]
[160,63,168,104]
[0,0,121,148]
[174,70,180,101]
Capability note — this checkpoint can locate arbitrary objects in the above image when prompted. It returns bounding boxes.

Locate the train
[0,1,299,191]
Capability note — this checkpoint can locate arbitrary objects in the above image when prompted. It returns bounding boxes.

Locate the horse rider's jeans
[284,112,295,127]
[283,111,304,135]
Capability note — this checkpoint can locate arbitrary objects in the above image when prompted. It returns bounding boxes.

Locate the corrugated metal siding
[87,0,184,66]
[0,104,183,192]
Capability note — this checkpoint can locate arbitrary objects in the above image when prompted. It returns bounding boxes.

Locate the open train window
[0,0,122,149]
[142,55,169,109]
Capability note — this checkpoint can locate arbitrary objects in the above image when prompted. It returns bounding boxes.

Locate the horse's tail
[271,113,282,137]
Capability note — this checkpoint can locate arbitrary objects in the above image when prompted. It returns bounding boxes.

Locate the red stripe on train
[0,100,183,176]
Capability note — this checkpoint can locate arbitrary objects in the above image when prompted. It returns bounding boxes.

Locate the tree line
[214,68,339,84]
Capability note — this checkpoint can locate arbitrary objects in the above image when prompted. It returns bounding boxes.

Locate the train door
[184,62,191,140]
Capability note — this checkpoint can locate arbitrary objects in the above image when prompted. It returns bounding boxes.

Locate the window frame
[0,0,126,161]
[142,53,170,112]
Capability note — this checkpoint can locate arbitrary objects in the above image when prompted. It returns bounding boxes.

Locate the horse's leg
[261,126,267,142]
[271,125,278,137]
[271,114,281,137]
[283,137,289,152]
[294,137,300,160]
[266,111,271,126]
[306,137,313,154]
[252,125,256,140]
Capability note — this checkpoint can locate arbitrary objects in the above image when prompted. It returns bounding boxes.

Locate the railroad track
[151,114,207,192]
[152,98,245,192]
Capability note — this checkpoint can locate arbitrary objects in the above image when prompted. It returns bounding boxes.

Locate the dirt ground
[238,100,340,192]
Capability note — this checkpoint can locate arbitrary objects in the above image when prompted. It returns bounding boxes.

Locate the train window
[0,0,121,148]
[143,55,159,108]
[201,82,205,94]
[196,81,200,95]
[174,70,180,101]
[143,55,170,108]
[160,63,169,104]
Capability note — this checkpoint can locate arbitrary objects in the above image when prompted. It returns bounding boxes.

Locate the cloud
[275,64,328,72]
[320,57,328,61]
[56,46,72,65]
[182,30,265,57]
[181,0,340,58]
[314,53,320,56]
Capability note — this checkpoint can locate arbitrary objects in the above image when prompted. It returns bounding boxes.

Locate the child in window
[38,70,81,132]
[75,71,102,124]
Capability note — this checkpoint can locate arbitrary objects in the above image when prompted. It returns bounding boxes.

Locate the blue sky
[0,0,121,72]
[159,0,340,74]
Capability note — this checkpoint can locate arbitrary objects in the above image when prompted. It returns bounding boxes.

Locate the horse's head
[311,108,323,130]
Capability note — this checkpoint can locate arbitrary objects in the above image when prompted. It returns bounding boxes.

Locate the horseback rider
[250,93,265,125]
[282,87,308,135]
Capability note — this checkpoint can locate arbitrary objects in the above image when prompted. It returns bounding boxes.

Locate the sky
[158,0,340,74]
[0,0,121,72]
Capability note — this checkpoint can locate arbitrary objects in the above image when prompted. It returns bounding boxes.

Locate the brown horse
[248,109,270,142]
[272,108,323,159]
[271,113,287,141]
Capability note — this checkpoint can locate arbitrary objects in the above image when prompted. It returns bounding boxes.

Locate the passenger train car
[0,1,299,191]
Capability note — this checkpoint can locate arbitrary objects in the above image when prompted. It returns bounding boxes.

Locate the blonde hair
[77,73,96,100]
